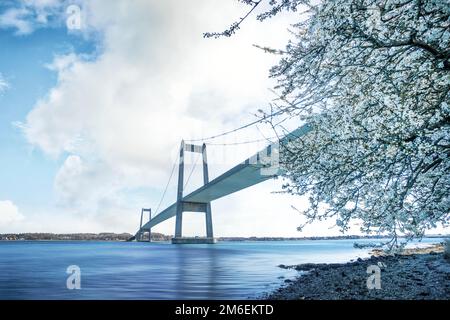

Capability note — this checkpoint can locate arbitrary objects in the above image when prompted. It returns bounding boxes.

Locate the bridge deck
[138,124,311,233]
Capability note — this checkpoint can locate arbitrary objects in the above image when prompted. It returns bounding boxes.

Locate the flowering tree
[208,0,450,244]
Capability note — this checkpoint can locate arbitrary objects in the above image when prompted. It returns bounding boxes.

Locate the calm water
[0,238,442,300]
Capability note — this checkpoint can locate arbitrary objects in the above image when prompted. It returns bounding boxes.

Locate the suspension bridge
[130,124,311,244]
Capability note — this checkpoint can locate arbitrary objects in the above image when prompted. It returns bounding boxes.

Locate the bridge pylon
[172,140,216,244]
[137,208,152,242]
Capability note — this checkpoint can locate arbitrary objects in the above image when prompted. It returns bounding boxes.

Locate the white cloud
[0,0,63,35]
[20,0,336,235]
[0,8,34,35]
[23,0,60,8]
[0,201,24,229]
[0,73,9,93]
[2,0,446,237]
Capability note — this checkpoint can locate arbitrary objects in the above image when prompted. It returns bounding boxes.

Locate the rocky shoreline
[266,243,450,300]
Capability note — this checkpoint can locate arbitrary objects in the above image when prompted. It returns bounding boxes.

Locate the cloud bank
[7,0,366,237]
[0,200,24,229]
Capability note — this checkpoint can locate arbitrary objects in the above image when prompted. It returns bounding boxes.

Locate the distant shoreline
[0,232,155,241]
[0,233,447,242]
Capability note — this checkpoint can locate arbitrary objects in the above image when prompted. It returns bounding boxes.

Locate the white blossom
[263,0,450,245]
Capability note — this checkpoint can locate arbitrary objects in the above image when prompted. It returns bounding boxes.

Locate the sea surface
[0,238,443,300]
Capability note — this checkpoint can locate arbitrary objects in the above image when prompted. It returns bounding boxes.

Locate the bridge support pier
[173,141,215,244]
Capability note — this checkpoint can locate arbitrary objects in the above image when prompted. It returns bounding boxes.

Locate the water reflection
[0,238,442,299]
[174,245,220,299]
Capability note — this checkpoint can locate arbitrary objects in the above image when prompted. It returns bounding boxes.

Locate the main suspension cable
[185,109,285,142]
[205,136,277,146]
[154,157,177,216]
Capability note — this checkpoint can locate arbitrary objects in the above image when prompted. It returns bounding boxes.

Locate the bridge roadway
[137,124,311,234]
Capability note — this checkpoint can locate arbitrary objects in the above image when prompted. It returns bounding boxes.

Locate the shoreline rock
[265,243,450,300]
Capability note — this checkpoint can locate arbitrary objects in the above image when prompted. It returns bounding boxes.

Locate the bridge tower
[172,141,216,244]
[137,208,152,242]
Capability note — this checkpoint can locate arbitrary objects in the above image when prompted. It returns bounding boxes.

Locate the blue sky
[0,0,317,236]
[0,28,94,208]
[0,3,101,231]
[0,1,446,237]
